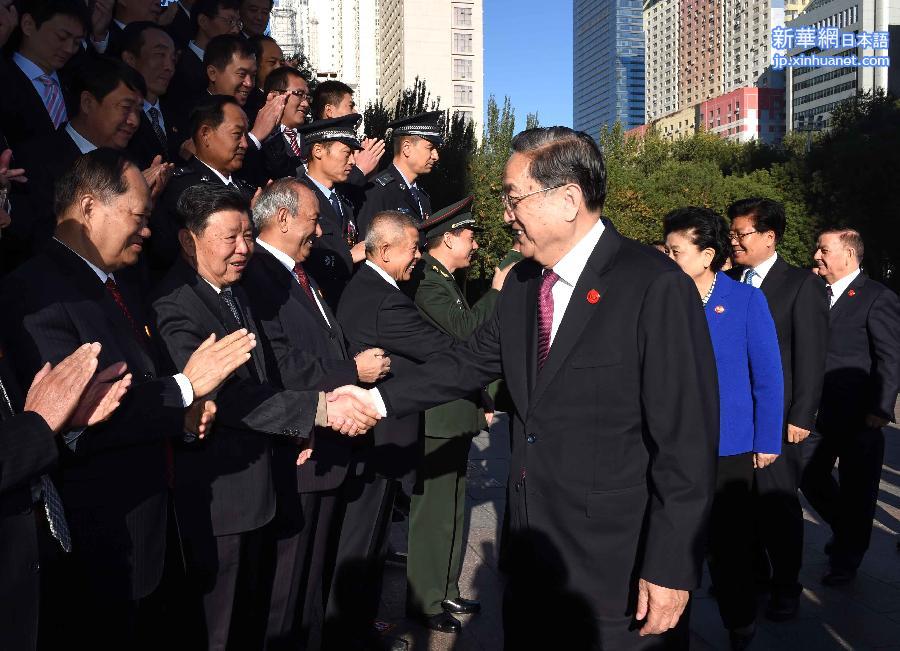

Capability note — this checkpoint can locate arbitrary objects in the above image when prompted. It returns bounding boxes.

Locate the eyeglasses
[728,230,758,243]
[281,89,311,101]
[502,184,566,213]
[215,15,242,29]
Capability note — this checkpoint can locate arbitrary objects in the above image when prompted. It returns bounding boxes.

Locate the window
[453,6,473,27]
[453,58,473,79]
[455,110,473,123]
[453,84,474,106]
[453,32,473,53]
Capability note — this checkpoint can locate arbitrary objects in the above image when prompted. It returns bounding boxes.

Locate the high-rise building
[786,0,900,132]
[644,0,679,122]
[270,0,309,58]
[697,86,786,144]
[573,0,646,138]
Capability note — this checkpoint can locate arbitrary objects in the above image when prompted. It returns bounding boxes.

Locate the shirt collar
[394,165,416,189]
[201,275,229,294]
[828,267,861,301]
[13,52,56,80]
[550,218,606,288]
[177,1,191,16]
[196,157,233,185]
[750,252,778,281]
[114,19,127,31]
[188,40,205,61]
[256,238,297,273]
[305,172,333,199]
[143,99,161,113]
[65,123,97,155]
[365,260,398,290]
[53,237,111,284]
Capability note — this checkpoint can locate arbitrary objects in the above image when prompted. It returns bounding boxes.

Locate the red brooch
[714,305,725,314]
[586,289,600,304]
[848,289,856,297]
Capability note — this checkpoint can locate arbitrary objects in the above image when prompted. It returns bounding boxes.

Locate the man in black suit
[166,0,240,115]
[726,197,829,621]
[121,22,183,168]
[259,65,310,180]
[148,95,256,282]
[296,114,364,310]
[343,127,720,649]
[165,0,195,49]
[801,229,900,584]
[0,149,252,649]
[104,0,164,57]
[238,0,271,38]
[243,179,390,649]
[3,55,152,272]
[0,0,88,151]
[151,183,380,650]
[330,210,457,646]
[244,34,282,124]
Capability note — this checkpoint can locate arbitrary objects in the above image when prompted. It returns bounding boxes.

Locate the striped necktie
[743,268,757,286]
[283,127,302,157]
[537,270,560,371]
[147,106,168,149]
[37,74,67,129]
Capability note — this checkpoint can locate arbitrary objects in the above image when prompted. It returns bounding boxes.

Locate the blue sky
[483,0,573,132]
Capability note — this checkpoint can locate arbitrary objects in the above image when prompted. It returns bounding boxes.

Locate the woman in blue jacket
[664,207,784,650]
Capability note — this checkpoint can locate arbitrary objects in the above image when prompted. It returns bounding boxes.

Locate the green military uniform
[406,199,499,617]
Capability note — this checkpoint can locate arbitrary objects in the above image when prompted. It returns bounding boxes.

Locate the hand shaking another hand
[324,385,382,436]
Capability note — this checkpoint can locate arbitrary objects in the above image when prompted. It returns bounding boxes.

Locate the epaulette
[374,171,395,187]
[430,264,452,280]
[172,166,199,178]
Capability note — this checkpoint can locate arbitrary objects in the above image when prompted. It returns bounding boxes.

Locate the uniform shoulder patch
[374,171,395,187]
[172,166,197,178]
[430,264,452,279]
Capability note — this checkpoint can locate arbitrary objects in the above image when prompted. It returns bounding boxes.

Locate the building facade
[574,0,646,138]
[697,86,786,144]
[644,0,680,121]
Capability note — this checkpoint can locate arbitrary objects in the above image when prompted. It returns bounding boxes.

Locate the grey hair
[364,211,419,255]
[252,178,302,230]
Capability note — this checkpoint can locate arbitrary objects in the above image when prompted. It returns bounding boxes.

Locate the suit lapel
[829,273,866,324]
[529,222,622,411]
[759,255,789,301]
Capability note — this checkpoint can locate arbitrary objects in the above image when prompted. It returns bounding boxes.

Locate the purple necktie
[537,269,560,370]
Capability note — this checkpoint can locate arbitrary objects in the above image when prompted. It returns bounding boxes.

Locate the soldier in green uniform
[405,196,512,633]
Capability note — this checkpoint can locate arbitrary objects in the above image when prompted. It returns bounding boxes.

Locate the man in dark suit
[0,0,88,151]
[3,55,149,273]
[355,111,441,238]
[238,0,271,38]
[726,197,829,621]
[243,179,390,649]
[104,0,164,57]
[801,229,900,584]
[297,114,364,310]
[258,65,310,180]
[165,0,195,49]
[0,149,252,649]
[151,183,380,650]
[346,127,720,649]
[244,34,282,123]
[330,210,457,647]
[148,95,256,282]
[121,22,183,168]
[166,0,240,115]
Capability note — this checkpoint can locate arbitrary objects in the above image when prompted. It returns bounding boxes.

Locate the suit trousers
[407,435,472,616]
[753,431,821,597]
[263,489,340,651]
[324,470,397,648]
[801,426,885,570]
[707,452,755,630]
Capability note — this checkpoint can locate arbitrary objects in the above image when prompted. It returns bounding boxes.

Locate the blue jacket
[705,272,784,456]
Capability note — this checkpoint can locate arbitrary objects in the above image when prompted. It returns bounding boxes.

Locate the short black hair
[120,21,171,59]
[311,80,353,120]
[54,148,135,217]
[177,183,250,234]
[726,197,786,244]
[192,0,240,36]
[189,94,243,138]
[19,0,89,30]
[263,65,304,94]
[510,127,607,213]
[203,34,256,72]
[248,34,278,59]
[425,226,468,252]
[70,56,147,117]
[662,206,733,272]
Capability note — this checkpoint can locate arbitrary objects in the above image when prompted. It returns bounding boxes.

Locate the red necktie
[283,127,302,157]
[105,277,148,346]
[537,270,560,371]
[293,263,316,304]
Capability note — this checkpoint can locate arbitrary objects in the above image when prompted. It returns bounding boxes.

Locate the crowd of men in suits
[0,1,899,651]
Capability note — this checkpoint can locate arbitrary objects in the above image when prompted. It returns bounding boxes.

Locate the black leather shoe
[822,566,856,586]
[441,597,481,615]
[765,593,799,622]
[385,549,407,565]
[729,623,756,650]
[417,612,461,634]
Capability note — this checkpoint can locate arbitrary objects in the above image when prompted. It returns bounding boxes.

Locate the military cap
[388,110,444,146]
[298,113,362,150]
[419,196,480,239]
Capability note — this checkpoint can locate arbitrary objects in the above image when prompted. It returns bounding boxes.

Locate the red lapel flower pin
[586,289,600,304]
[714,305,725,314]
[847,289,856,297]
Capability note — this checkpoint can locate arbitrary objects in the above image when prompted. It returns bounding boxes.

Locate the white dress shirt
[188,40,205,62]
[256,238,331,326]
[65,123,97,154]
[827,267,861,308]
[546,217,606,346]
[196,157,235,185]
[365,260,399,290]
[741,252,778,287]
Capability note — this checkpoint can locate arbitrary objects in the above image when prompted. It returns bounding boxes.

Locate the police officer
[147,95,257,284]
[356,111,443,238]
[405,196,512,633]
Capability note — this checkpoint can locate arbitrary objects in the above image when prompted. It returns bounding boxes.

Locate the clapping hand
[23,343,102,432]
[325,385,381,436]
[185,399,217,439]
[251,93,288,142]
[0,148,27,189]
[355,138,386,177]
[182,330,257,397]
[142,155,175,204]
[89,0,113,42]
[0,0,18,49]
[69,361,133,428]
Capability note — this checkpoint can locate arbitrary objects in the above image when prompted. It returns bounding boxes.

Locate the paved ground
[378,409,900,650]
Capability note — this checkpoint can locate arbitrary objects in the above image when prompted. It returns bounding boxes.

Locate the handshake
[323,385,383,436]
